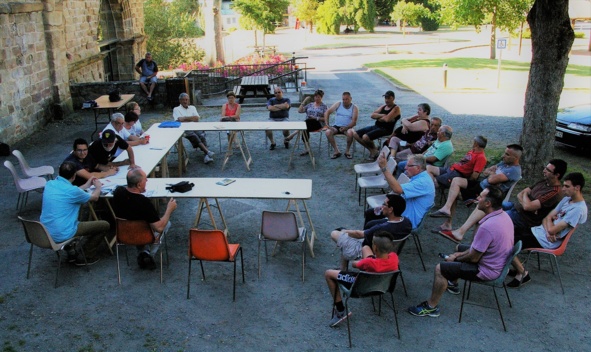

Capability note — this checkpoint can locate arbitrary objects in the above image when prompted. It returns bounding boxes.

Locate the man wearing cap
[135,52,158,101]
[173,93,215,164]
[88,129,136,169]
[324,91,359,159]
[349,90,400,160]
[102,113,147,151]
[63,138,119,186]
[265,87,291,150]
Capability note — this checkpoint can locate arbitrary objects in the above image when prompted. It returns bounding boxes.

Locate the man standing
[508,172,587,288]
[440,159,567,243]
[111,168,177,269]
[88,129,136,169]
[324,92,359,159]
[265,87,291,150]
[365,154,435,229]
[332,194,412,271]
[63,138,118,186]
[40,162,110,265]
[349,90,401,160]
[408,186,514,317]
[173,93,215,164]
[430,144,522,232]
[135,52,158,101]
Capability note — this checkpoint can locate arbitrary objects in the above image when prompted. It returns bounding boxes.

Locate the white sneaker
[204,155,214,164]
[207,150,215,158]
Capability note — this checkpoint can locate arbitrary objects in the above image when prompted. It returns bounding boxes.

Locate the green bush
[420,16,439,31]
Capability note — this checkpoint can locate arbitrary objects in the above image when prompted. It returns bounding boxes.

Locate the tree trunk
[213,0,225,65]
[520,0,574,181]
[489,8,497,59]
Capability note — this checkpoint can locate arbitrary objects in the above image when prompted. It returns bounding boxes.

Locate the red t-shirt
[356,252,399,272]
[451,149,487,176]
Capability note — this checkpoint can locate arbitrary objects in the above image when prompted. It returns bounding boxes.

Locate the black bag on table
[166,181,194,193]
[108,89,121,102]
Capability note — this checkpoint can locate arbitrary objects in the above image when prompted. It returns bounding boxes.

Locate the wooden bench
[233,85,242,96]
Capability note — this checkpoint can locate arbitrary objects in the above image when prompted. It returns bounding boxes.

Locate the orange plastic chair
[524,226,577,294]
[187,229,244,301]
[115,217,168,284]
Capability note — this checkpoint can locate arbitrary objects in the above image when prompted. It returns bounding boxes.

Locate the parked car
[555,104,591,151]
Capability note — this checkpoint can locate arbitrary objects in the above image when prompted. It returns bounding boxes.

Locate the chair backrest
[18,216,60,250]
[535,226,577,256]
[350,271,397,298]
[385,156,397,175]
[489,241,522,286]
[413,203,435,231]
[4,160,24,190]
[397,172,410,184]
[392,235,411,256]
[379,145,390,159]
[115,217,155,246]
[189,229,231,261]
[503,176,522,203]
[12,150,32,174]
[261,211,300,241]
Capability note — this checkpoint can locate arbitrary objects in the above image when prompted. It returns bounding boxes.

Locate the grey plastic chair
[459,241,522,331]
[258,210,307,282]
[4,160,46,211]
[12,149,55,179]
[335,271,401,347]
[18,216,85,288]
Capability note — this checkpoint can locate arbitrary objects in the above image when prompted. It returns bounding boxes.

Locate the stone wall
[0,0,145,145]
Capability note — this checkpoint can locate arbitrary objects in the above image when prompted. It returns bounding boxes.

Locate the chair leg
[390,292,401,339]
[239,247,245,283]
[503,283,513,308]
[552,255,565,294]
[399,270,408,297]
[345,299,352,348]
[199,260,206,281]
[27,244,34,279]
[459,280,468,323]
[491,287,507,332]
[187,258,193,299]
[159,249,163,284]
[412,234,426,271]
[258,239,262,278]
[54,251,62,288]
[233,257,237,302]
[116,245,122,285]
[301,240,306,282]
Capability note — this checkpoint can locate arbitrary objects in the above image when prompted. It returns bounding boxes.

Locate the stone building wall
[0,0,145,145]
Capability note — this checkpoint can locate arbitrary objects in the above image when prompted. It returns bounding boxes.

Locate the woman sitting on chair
[286,89,328,156]
[387,103,431,156]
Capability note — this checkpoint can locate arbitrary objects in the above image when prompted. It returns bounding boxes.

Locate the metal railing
[184,56,309,97]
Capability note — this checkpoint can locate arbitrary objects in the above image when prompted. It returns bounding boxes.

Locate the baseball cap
[383,90,395,98]
[102,129,116,143]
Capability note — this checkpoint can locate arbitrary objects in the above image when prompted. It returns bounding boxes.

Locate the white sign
[497,38,507,50]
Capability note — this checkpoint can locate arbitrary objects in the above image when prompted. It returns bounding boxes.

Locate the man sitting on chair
[438,159,567,244]
[507,172,587,288]
[173,93,215,164]
[111,168,177,270]
[408,186,514,317]
[325,231,399,327]
[324,91,359,159]
[40,161,110,265]
[332,194,411,271]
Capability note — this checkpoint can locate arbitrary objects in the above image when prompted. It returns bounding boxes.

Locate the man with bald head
[111,168,177,270]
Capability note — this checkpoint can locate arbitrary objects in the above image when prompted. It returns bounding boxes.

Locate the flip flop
[430,210,451,218]
[331,152,342,159]
[438,230,460,244]
[345,153,353,159]
[430,226,451,234]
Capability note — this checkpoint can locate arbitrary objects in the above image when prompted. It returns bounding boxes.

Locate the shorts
[440,244,480,282]
[337,271,359,290]
[356,125,391,140]
[336,233,363,261]
[330,125,347,135]
[436,169,464,188]
[140,76,158,84]
[269,117,289,122]
[460,181,483,201]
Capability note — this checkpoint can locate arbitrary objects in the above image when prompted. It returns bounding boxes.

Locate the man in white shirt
[172,93,215,164]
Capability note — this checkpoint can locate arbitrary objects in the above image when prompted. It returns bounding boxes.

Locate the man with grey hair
[365,154,435,229]
[111,167,177,269]
[396,123,453,174]
[102,113,146,157]
[173,92,215,164]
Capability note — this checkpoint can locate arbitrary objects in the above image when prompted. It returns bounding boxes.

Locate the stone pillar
[42,0,72,118]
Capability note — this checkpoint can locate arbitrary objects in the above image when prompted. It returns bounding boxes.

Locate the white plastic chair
[503,176,522,202]
[12,150,54,179]
[4,160,46,211]
[357,156,396,207]
[354,146,390,190]
[365,173,410,209]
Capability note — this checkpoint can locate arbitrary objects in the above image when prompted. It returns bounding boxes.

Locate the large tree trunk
[520,0,574,181]
[213,0,225,65]
[489,8,497,59]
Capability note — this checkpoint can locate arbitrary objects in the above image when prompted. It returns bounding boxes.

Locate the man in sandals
[324,92,358,159]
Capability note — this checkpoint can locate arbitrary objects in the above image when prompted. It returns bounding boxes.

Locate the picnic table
[89,94,135,140]
[234,76,276,103]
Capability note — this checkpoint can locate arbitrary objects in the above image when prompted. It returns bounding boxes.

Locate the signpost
[496,38,507,89]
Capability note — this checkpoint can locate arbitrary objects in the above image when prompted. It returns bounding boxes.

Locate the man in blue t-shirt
[135,52,159,101]
[265,87,291,150]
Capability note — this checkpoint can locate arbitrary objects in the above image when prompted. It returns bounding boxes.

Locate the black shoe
[284,140,290,149]
[74,256,100,266]
[269,143,276,150]
[507,273,531,288]
[139,252,157,270]
[137,252,149,269]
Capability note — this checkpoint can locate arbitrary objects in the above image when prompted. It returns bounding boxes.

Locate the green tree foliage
[375,0,396,22]
[144,0,205,68]
[418,0,440,31]
[292,0,320,30]
[316,0,343,34]
[390,0,430,34]
[233,0,290,34]
[435,0,533,58]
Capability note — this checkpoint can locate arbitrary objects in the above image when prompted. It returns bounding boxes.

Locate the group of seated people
[327,107,587,323]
